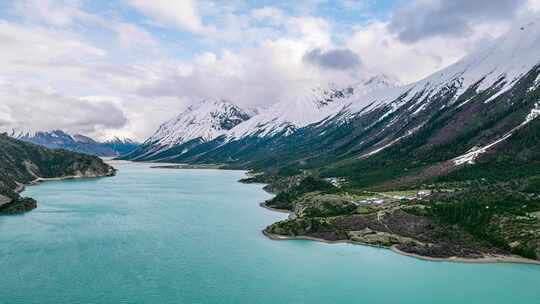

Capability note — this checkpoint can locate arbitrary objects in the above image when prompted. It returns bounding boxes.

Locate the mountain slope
[121,99,253,161]
[228,76,399,139]
[102,137,140,156]
[0,134,115,214]
[5,129,139,157]
[131,19,540,189]
[121,19,540,261]
[122,77,399,163]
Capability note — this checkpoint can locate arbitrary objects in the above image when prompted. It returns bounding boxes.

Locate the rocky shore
[262,213,540,266]
[0,134,117,215]
[150,164,226,170]
[248,174,540,265]
[0,169,116,215]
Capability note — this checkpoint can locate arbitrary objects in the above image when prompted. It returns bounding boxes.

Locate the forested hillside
[0,134,115,214]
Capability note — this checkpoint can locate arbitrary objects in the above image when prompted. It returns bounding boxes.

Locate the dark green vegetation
[127,66,540,191]
[262,176,540,260]
[240,73,540,260]
[429,185,540,259]
[264,176,339,210]
[125,61,540,260]
[0,134,115,214]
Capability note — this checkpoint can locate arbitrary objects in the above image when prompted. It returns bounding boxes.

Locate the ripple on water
[1,162,539,304]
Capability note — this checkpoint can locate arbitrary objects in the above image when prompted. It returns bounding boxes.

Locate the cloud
[2,0,536,142]
[303,48,362,70]
[134,17,363,110]
[389,0,527,42]
[0,18,165,139]
[345,20,494,84]
[12,0,85,27]
[251,7,285,24]
[0,83,128,136]
[529,0,540,10]
[128,0,204,33]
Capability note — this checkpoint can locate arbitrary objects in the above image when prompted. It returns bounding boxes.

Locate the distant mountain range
[3,129,139,157]
[122,20,540,189]
[122,75,399,162]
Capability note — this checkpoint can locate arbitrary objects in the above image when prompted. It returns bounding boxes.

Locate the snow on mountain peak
[357,74,400,92]
[228,18,540,142]
[227,75,399,139]
[103,136,138,145]
[139,17,540,153]
[3,128,74,141]
[146,98,252,147]
[340,18,540,116]
[73,134,97,144]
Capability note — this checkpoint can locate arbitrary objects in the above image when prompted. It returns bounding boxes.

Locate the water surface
[1,161,539,303]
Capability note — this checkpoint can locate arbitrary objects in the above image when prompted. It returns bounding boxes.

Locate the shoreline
[14,182,26,194]
[151,165,540,267]
[259,202,291,214]
[18,168,116,194]
[390,245,540,266]
[259,203,540,266]
[1,168,117,215]
[262,230,540,266]
[148,163,247,171]
[263,230,386,248]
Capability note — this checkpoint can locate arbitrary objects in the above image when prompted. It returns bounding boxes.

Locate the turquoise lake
[1,161,539,303]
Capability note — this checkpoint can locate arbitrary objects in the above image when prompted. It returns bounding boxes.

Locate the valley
[4,1,540,303]
[119,20,540,262]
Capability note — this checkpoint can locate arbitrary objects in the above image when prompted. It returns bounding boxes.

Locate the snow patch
[147,99,251,148]
[360,123,425,158]
[522,102,540,125]
[453,132,513,165]
[453,102,540,166]
[228,76,399,140]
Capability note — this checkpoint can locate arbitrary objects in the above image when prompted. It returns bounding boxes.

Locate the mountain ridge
[122,19,540,191]
[122,98,253,161]
[0,134,115,214]
[3,128,139,157]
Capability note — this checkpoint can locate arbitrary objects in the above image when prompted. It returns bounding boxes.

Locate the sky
[0,0,539,141]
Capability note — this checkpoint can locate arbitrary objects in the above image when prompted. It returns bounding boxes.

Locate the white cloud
[346,19,509,84]
[0,21,106,86]
[1,0,537,142]
[388,0,525,43]
[111,22,160,48]
[527,0,540,11]
[135,16,363,111]
[0,83,127,136]
[12,0,86,27]
[251,7,285,24]
[0,18,170,140]
[128,0,204,33]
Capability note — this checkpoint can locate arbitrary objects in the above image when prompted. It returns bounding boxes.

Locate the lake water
[1,161,539,303]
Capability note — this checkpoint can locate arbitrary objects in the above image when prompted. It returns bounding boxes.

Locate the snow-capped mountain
[148,99,252,146]
[102,137,140,156]
[122,99,252,161]
[8,129,78,148]
[125,18,540,188]
[3,129,139,157]
[228,75,400,139]
[103,136,139,146]
[122,76,398,162]
[328,18,540,159]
